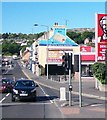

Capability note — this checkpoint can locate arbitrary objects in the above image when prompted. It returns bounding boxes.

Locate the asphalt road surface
[1,60,64,119]
[1,59,106,119]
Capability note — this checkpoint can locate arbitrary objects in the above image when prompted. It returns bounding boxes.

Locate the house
[22,48,31,68]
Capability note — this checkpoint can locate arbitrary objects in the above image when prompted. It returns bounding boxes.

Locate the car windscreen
[15,81,35,87]
[2,79,9,84]
[2,79,13,84]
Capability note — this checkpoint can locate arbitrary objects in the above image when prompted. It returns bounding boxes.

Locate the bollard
[60,87,66,101]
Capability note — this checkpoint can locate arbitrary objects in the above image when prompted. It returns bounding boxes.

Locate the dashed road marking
[6,93,10,97]
[0,97,6,103]
[0,93,10,103]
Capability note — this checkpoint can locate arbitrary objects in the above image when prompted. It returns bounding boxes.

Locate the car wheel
[32,97,36,102]
[12,96,15,102]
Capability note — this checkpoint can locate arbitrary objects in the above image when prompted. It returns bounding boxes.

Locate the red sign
[80,46,92,52]
[97,13,107,61]
[81,55,95,61]
[97,42,107,61]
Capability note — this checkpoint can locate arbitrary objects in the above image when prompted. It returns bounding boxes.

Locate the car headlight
[31,88,36,93]
[13,89,18,94]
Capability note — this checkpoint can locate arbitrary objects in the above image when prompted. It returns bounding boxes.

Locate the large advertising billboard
[48,48,72,64]
[96,13,107,61]
[48,50,63,63]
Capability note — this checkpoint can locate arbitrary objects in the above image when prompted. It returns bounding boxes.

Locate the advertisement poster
[97,13,107,61]
[48,50,63,63]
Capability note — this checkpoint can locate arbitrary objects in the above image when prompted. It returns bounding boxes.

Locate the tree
[2,40,21,55]
[91,62,106,84]
[67,31,95,44]
[27,40,35,47]
[2,33,9,39]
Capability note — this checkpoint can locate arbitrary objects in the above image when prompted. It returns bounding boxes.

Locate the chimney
[54,22,58,25]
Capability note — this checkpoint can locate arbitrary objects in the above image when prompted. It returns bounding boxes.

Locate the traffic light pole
[79,52,82,107]
[68,53,72,106]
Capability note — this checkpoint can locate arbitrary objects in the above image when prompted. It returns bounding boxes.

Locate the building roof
[39,23,78,46]
[39,33,78,46]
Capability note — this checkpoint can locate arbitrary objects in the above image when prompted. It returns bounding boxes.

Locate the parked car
[12,79,38,102]
[12,55,17,60]
[0,78,15,93]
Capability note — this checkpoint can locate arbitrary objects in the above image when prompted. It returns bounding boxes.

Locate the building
[30,23,96,80]
[21,47,31,68]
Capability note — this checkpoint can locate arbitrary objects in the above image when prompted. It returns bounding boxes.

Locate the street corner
[54,98,106,118]
[59,105,106,118]
[54,99,80,115]
[60,106,80,115]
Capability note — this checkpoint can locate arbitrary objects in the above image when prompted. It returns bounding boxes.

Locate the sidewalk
[19,63,106,101]
[19,61,106,118]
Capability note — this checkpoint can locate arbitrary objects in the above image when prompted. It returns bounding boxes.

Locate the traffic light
[62,53,69,71]
[62,53,72,72]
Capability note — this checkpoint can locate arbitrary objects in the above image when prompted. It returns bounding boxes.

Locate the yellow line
[22,70,107,101]
[22,70,31,80]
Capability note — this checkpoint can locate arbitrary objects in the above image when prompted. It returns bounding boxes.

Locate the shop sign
[97,42,107,61]
[96,13,107,61]
[80,46,92,52]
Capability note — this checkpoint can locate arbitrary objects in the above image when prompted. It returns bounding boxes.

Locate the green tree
[2,40,21,55]
[2,40,10,54]
[27,40,35,47]
[91,62,106,84]
[2,33,9,39]
[67,31,95,44]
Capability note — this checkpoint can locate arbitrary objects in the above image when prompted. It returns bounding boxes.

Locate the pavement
[18,61,107,119]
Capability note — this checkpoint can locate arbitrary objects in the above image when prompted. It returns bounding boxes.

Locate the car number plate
[20,94,28,96]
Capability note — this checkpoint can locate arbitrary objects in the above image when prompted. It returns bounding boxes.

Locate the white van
[12,55,17,60]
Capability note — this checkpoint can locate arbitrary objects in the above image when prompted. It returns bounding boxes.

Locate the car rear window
[15,81,35,87]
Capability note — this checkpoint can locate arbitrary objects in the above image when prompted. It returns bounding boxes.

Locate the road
[1,59,106,119]
[1,60,64,119]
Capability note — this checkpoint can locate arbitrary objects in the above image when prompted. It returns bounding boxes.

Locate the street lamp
[32,24,38,34]
[41,25,49,80]
[31,24,38,74]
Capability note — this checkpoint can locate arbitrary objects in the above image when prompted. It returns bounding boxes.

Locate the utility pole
[79,52,82,107]
[68,52,72,106]
[41,25,49,80]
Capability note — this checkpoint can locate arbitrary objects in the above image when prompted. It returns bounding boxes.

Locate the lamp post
[41,25,49,80]
[31,24,38,74]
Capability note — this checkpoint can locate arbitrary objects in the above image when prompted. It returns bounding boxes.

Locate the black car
[0,78,14,93]
[12,79,38,101]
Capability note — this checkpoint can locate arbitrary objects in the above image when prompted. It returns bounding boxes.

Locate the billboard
[48,48,72,64]
[96,13,107,61]
[48,50,63,63]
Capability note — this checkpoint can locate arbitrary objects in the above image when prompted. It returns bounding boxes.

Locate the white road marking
[0,97,6,103]
[22,68,65,118]
[22,70,54,104]
[6,93,10,97]
[0,102,51,106]
[22,70,107,101]
[0,93,10,103]
[91,104,103,107]
[38,84,54,104]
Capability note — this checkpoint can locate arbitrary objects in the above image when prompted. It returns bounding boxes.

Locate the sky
[1,1,106,34]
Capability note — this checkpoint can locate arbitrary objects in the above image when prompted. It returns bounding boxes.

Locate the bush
[91,62,106,84]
